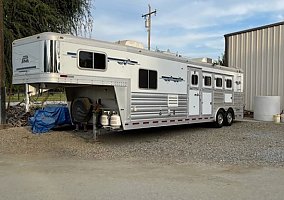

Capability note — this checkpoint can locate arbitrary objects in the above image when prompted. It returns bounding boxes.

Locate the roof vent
[191,57,213,64]
[115,40,144,49]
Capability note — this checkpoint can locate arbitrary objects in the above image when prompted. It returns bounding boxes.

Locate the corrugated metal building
[224,21,284,111]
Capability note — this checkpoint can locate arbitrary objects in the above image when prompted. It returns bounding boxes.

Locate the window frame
[225,76,233,90]
[203,72,212,88]
[214,75,223,89]
[190,69,200,88]
[191,74,199,86]
[138,68,158,90]
[78,50,107,71]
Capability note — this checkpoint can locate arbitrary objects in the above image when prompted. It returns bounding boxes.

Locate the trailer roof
[13,32,242,73]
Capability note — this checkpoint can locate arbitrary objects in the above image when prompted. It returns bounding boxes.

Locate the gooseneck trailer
[12,32,244,131]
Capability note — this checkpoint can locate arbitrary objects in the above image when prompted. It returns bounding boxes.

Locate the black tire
[215,110,225,128]
[224,110,234,126]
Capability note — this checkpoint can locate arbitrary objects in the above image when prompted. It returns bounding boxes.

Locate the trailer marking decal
[16,66,36,71]
[108,57,139,65]
[67,52,77,56]
[161,76,184,82]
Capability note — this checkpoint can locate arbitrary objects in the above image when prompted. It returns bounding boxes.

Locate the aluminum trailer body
[12,32,244,130]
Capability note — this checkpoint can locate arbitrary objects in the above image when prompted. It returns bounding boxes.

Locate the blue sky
[90,0,284,59]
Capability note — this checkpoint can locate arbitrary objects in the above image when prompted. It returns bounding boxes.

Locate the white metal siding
[226,24,284,111]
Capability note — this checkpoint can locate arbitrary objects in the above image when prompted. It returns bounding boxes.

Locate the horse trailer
[12,32,244,131]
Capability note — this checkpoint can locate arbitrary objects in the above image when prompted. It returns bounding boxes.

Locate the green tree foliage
[3,0,93,88]
[213,53,226,66]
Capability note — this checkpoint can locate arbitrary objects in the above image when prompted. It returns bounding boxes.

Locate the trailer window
[79,51,93,69]
[191,74,198,85]
[149,70,157,89]
[79,51,106,70]
[204,76,211,86]
[216,78,223,87]
[94,53,106,69]
[139,69,148,88]
[139,69,157,89]
[226,79,232,88]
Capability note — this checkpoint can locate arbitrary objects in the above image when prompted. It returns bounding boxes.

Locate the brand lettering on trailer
[21,55,29,63]
[161,76,184,82]
[108,57,139,65]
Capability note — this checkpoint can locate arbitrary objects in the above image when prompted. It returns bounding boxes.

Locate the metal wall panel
[225,23,284,111]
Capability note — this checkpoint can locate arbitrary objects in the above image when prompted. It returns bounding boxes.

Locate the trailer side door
[188,67,201,116]
[202,72,213,115]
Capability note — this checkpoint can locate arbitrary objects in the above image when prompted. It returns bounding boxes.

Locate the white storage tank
[100,112,109,127]
[110,112,121,128]
[254,96,281,121]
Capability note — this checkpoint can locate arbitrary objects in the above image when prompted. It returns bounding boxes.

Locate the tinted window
[139,69,148,89]
[216,78,223,87]
[79,51,106,70]
[79,51,93,69]
[149,70,157,89]
[191,74,198,85]
[204,76,211,86]
[94,53,106,69]
[226,79,232,88]
[139,69,157,89]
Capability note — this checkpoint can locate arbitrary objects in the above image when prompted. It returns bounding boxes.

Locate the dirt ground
[1,154,284,200]
[0,120,284,199]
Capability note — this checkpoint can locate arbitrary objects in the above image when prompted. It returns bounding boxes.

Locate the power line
[142,4,157,50]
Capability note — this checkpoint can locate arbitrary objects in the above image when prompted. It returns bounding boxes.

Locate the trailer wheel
[225,109,234,126]
[215,110,225,128]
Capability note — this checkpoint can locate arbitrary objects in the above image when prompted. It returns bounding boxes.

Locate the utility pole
[0,0,6,124]
[142,4,157,50]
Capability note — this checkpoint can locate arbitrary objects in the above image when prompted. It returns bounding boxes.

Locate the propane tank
[110,112,121,128]
[100,111,109,127]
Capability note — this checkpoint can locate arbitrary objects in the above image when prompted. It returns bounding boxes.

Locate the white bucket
[281,114,284,123]
[273,114,281,124]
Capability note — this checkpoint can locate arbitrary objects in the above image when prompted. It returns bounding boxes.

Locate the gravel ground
[0,120,284,167]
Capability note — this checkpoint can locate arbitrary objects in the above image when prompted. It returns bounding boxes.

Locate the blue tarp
[29,106,72,134]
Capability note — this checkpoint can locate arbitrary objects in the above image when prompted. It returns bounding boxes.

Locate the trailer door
[202,73,213,115]
[188,68,201,116]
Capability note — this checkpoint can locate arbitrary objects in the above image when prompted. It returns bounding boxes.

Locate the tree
[3,0,93,89]
[213,53,226,66]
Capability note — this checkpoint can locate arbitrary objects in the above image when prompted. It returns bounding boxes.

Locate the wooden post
[142,4,157,51]
[0,0,6,124]
[92,112,98,141]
